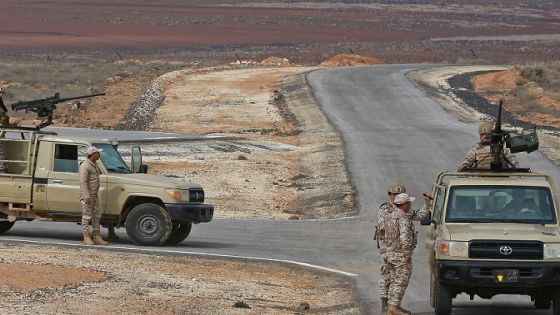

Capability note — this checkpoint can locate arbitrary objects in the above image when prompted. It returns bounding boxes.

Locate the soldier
[384,192,432,315]
[0,88,9,173]
[79,146,108,246]
[458,122,519,171]
[106,137,120,240]
[376,184,432,314]
[375,183,406,314]
[0,88,9,126]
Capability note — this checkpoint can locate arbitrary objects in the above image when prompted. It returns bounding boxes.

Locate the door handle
[53,180,63,184]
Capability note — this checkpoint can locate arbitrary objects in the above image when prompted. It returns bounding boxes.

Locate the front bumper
[165,203,214,223]
[437,260,560,292]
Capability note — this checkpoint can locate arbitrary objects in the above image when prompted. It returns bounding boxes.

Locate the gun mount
[10,92,105,128]
[489,100,539,172]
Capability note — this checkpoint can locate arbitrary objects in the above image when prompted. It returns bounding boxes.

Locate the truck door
[426,186,445,270]
[46,143,108,213]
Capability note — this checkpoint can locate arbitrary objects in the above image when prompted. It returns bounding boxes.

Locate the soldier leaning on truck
[375,184,431,314]
[383,192,432,315]
[79,146,109,246]
[458,122,519,171]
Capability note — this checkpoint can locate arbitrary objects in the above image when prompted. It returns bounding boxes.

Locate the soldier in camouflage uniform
[0,88,9,173]
[384,192,432,315]
[375,183,406,314]
[458,122,519,171]
[79,146,108,246]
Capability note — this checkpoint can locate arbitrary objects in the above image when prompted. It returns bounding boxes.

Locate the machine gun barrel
[490,100,504,171]
[9,92,105,128]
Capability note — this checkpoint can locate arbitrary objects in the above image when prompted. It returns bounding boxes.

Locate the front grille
[469,240,543,260]
[189,189,205,202]
[471,267,543,277]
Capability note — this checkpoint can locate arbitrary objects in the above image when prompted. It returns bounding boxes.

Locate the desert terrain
[0,1,559,314]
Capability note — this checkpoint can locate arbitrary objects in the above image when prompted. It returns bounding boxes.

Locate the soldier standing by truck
[0,88,9,173]
[384,192,431,315]
[376,184,432,314]
[79,146,108,246]
[375,183,406,314]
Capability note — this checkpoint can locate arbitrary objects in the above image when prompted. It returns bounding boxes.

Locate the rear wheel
[434,280,452,315]
[535,297,551,309]
[0,221,15,234]
[164,222,192,245]
[125,203,172,246]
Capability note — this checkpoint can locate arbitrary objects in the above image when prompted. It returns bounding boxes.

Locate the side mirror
[138,164,148,174]
[421,212,433,226]
[131,147,143,173]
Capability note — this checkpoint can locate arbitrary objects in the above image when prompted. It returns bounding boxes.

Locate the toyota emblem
[499,246,513,256]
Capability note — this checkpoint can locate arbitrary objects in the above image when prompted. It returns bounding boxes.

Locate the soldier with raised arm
[375,184,431,314]
[384,192,432,315]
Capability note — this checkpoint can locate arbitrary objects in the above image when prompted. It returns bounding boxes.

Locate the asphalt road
[3,65,560,315]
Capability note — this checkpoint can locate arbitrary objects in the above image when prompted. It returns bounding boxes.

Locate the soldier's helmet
[478,122,493,134]
[387,183,406,194]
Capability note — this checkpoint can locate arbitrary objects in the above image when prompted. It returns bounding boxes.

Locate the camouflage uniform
[377,202,429,300]
[79,158,101,234]
[384,199,429,308]
[0,96,7,172]
[461,142,519,169]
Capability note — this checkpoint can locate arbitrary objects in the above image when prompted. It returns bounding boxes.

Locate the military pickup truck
[422,170,560,315]
[0,126,213,246]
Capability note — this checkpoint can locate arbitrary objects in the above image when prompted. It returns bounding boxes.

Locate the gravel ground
[0,244,360,315]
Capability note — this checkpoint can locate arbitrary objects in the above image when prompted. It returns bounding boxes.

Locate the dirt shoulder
[0,244,359,314]
[142,66,356,220]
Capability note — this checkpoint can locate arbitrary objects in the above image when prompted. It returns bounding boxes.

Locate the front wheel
[125,203,172,246]
[164,222,192,245]
[434,280,452,315]
[535,297,551,309]
[0,221,15,234]
[554,289,560,315]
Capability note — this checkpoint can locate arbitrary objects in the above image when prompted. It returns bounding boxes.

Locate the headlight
[544,243,560,259]
[437,240,469,258]
[166,189,189,202]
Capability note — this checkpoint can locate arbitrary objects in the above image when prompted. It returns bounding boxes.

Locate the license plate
[494,269,519,283]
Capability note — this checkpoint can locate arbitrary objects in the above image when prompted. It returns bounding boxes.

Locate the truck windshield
[446,185,555,224]
[94,143,131,174]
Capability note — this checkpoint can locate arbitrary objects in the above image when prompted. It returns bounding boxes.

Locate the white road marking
[0,238,359,277]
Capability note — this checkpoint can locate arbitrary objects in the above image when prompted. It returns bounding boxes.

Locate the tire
[554,289,560,315]
[430,273,436,307]
[0,221,15,234]
[434,280,452,315]
[164,222,192,245]
[125,203,172,246]
[535,297,551,309]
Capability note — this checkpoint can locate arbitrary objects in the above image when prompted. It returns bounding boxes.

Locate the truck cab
[0,126,213,245]
[422,170,560,315]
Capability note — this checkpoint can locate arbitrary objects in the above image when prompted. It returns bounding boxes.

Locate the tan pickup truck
[0,126,213,246]
[421,170,560,315]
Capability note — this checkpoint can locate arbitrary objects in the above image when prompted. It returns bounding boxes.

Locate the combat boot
[398,306,411,315]
[83,231,94,245]
[381,298,389,314]
[92,231,109,245]
[388,305,409,315]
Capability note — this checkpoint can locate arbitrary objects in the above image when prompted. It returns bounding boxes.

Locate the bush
[517,62,560,98]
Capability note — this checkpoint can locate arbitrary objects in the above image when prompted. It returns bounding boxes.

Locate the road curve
[4,65,560,315]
